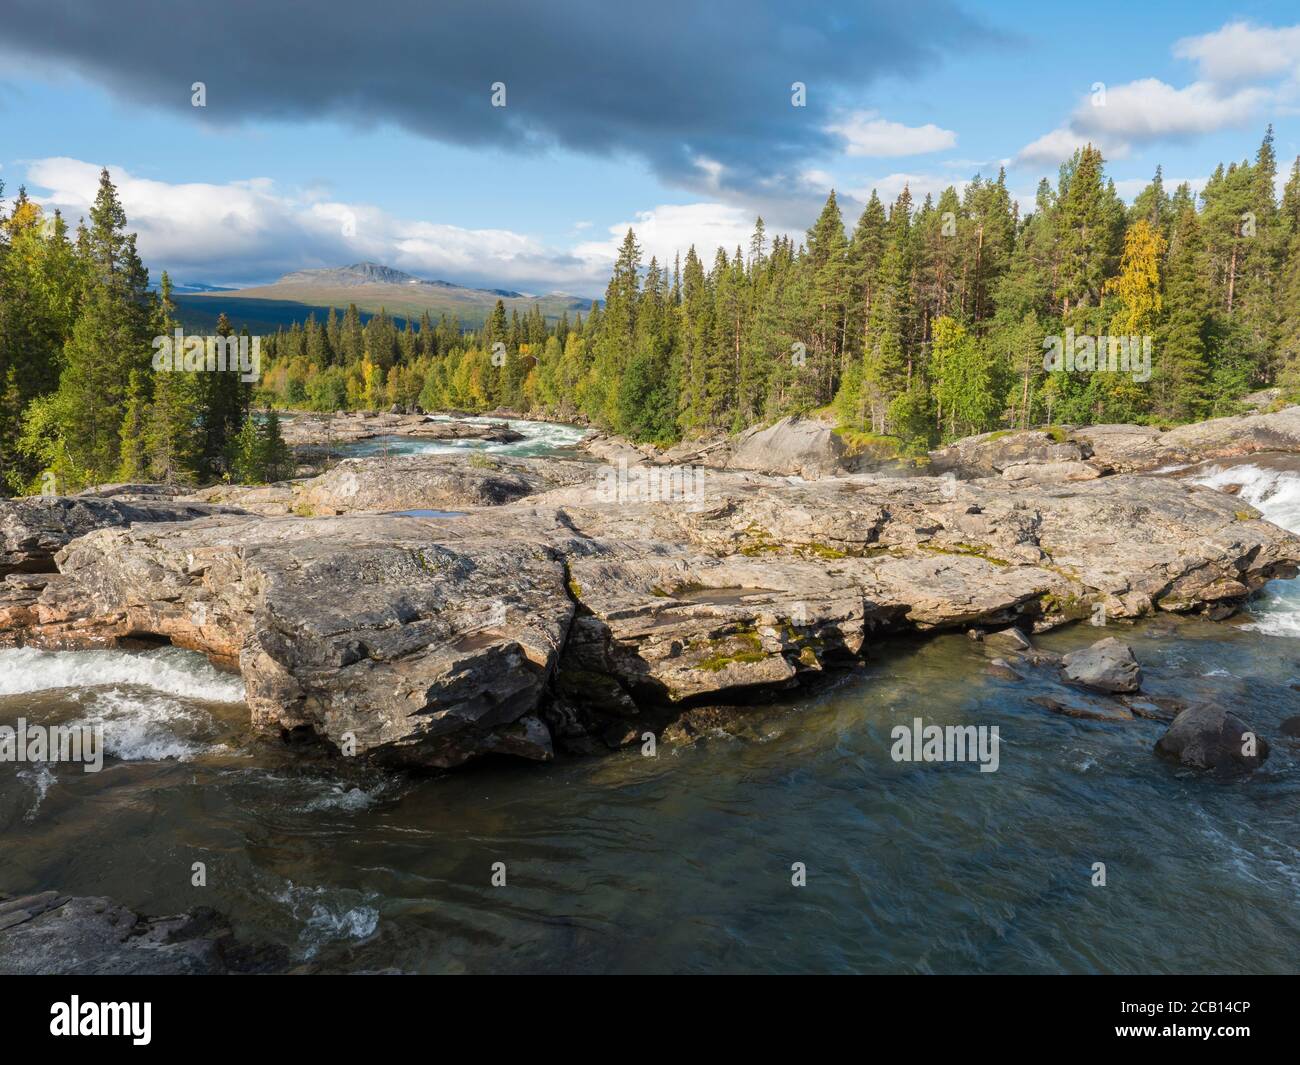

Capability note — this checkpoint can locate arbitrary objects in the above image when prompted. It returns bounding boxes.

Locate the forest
[2,128,1298,492]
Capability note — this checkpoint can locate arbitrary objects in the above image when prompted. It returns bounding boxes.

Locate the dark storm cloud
[0,0,1001,193]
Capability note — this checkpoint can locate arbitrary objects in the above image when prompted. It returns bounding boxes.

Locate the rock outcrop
[1,496,233,576]
[928,406,1300,478]
[279,410,524,449]
[929,429,1090,478]
[182,453,594,516]
[4,444,1299,768]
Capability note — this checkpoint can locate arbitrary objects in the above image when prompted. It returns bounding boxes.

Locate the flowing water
[2,430,1299,973]
[341,414,588,459]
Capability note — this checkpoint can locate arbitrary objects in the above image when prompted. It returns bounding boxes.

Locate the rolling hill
[173,262,594,334]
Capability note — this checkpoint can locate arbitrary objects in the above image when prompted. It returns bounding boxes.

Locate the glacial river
[1,423,1298,973]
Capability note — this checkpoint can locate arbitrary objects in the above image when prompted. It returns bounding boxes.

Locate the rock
[930,429,1088,478]
[1120,694,1184,722]
[278,410,533,449]
[576,430,654,466]
[1154,705,1269,771]
[5,447,1300,769]
[1078,406,1300,473]
[0,496,235,576]
[1070,424,1169,473]
[978,626,1033,654]
[986,657,1022,681]
[1062,637,1142,693]
[1279,715,1300,737]
[726,414,851,478]
[289,453,591,514]
[403,419,524,443]
[1031,694,1134,723]
[1001,460,1105,483]
[0,894,286,975]
[35,509,578,767]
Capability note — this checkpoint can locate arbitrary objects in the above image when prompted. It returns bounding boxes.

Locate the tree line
[3,130,1298,495]
[257,126,1300,451]
[0,170,291,492]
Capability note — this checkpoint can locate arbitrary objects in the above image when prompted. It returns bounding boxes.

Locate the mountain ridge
[174,261,593,333]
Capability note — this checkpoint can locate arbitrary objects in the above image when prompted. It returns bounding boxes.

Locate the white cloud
[23,157,784,295]
[1076,78,1267,141]
[1013,19,1295,172]
[1174,21,1300,85]
[827,111,957,157]
[845,172,967,207]
[573,202,764,269]
[1015,127,1099,168]
[1015,78,1266,168]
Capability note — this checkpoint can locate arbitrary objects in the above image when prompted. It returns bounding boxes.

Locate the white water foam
[69,688,221,762]
[0,646,245,702]
[1191,462,1300,637]
[18,763,56,820]
[274,881,380,958]
[350,415,586,459]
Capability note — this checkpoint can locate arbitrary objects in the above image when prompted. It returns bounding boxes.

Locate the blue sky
[1,1,1298,296]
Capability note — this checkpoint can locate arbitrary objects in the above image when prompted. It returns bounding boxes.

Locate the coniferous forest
[4,128,1300,493]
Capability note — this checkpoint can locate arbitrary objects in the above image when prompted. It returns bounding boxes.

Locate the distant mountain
[149,280,236,294]
[173,261,590,333]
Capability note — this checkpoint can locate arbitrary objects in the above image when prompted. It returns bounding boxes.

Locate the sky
[1,0,1298,297]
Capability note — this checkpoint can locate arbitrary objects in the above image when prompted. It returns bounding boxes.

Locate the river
[1,422,1297,973]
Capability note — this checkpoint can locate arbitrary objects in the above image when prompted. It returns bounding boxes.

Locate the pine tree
[32,168,152,486]
[143,273,202,483]
[1157,206,1212,420]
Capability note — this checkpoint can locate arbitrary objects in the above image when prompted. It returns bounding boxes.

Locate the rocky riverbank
[4,406,1300,772]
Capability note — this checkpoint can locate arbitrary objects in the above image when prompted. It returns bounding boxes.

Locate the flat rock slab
[1,496,233,576]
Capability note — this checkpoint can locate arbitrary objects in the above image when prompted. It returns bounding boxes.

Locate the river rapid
[1,424,1297,973]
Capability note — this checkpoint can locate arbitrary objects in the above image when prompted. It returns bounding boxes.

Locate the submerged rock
[1031,693,1135,723]
[1062,637,1143,693]
[1154,705,1270,771]
[0,893,285,975]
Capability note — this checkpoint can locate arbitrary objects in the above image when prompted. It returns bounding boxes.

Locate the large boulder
[1154,705,1270,772]
[725,414,850,478]
[1062,637,1142,693]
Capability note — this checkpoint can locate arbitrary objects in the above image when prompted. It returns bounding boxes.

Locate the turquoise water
[2,444,1298,973]
[343,415,587,459]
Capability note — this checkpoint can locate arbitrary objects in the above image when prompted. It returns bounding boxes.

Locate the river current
[2,423,1297,973]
